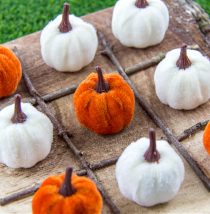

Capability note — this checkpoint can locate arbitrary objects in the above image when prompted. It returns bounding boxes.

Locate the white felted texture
[40,14,98,72]
[112,0,169,48]
[0,103,53,168]
[154,48,210,110]
[116,138,185,207]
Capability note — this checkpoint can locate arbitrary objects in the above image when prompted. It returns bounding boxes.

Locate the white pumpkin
[112,0,169,48]
[0,95,53,168]
[116,129,184,207]
[40,3,98,72]
[154,45,210,110]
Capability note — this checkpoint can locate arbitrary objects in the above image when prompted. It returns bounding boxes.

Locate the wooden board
[1,0,210,213]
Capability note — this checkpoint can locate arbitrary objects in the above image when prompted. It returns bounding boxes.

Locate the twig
[125,53,165,75]
[43,86,77,102]
[2,86,78,107]
[177,120,209,141]
[98,31,210,191]
[0,156,118,206]
[0,183,40,206]
[125,45,199,76]
[90,156,118,170]
[28,86,77,105]
[13,47,120,214]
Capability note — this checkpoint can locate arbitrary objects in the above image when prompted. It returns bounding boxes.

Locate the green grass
[196,0,210,14]
[0,0,209,43]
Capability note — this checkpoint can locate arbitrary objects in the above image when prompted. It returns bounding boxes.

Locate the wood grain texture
[1,0,210,213]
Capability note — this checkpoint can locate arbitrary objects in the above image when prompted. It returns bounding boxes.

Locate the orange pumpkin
[32,167,103,214]
[0,46,22,98]
[203,122,210,154]
[73,66,135,134]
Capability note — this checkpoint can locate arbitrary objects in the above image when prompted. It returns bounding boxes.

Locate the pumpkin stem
[135,0,149,8]
[96,66,109,93]
[59,3,72,33]
[11,94,27,124]
[144,128,160,163]
[59,167,76,197]
[176,45,192,70]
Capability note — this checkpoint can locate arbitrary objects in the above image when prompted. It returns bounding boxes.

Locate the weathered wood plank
[1,0,210,213]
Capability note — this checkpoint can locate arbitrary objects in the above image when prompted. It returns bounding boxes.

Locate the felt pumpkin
[0,45,22,98]
[40,3,98,72]
[112,0,169,48]
[73,66,135,135]
[0,94,53,168]
[116,128,185,207]
[32,167,103,214]
[203,122,210,154]
[154,45,210,110]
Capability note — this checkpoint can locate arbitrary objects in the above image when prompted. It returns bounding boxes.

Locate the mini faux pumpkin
[203,122,210,155]
[32,167,103,214]
[116,128,185,207]
[73,66,135,135]
[0,45,22,98]
[0,94,53,168]
[40,3,98,72]
[154,45,210,110]
[112,0,169,48]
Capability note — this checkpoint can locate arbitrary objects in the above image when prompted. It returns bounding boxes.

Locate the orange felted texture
[0,46,22,98]
[32,167,103,214]
[73,66,135,135]
[203,122,210,154]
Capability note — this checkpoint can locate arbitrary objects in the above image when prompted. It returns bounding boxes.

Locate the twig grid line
[13,47,121,214]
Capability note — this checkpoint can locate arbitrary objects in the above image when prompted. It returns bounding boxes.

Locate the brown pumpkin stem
[59,3,72,33]
[96,66,109,93]
[59,167,76,197]
[135,0,149,8]
[176,45,192,70]
[144,128,160,163]
[11,94,27,124]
